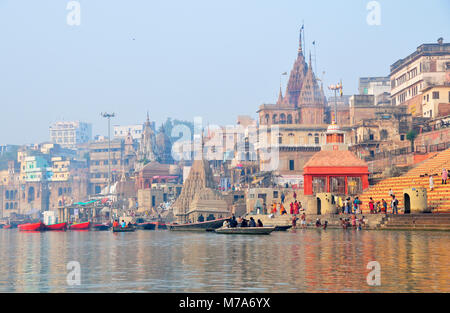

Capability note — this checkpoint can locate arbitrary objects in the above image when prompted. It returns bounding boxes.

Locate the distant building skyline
[0,0,449,145]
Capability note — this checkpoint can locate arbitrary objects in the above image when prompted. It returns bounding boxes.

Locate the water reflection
[0,229,448,292]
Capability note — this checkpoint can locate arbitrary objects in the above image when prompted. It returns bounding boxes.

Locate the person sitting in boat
[121,220,126,228]
[240,218,248,227]
[198,214,205,223]
[127,221,133,228]
[230,216,238,228]
[222,220,230,228]
[257,219,263,227]
[249,217,256,227]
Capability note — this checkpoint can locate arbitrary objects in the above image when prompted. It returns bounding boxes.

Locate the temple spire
[277,85,284,104]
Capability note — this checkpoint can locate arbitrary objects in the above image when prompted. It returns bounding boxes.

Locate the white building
[390,39,450,116]
[113,124,143,140]
[49,121,92,148]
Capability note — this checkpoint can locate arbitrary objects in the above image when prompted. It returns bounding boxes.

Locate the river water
[0,228,448,293]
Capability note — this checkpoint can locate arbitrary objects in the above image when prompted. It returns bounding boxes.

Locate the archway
[28,187,35,203]
[404,193,411,214]
[316,197,322,215]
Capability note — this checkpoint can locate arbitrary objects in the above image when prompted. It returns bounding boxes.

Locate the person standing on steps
[442,168,448,185]
[429,175,434,191]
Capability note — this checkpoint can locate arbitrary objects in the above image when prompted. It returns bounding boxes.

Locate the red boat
[18,221,45,231]
[1,224,11,229]
[69,222,90,230]
[45,222,67,231]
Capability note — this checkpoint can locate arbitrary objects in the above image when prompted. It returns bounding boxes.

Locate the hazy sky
[0,0,449,145]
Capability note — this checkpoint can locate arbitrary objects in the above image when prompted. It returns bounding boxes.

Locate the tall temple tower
[137,113,157,164]
[258,29,328,126]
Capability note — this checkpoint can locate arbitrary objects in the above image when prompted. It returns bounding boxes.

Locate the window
[289,160,295,171]
[273,191,278,198]
[312,177,326,194]
[330,177,345,194]
[432,92,439,99]
[348,177,362,195]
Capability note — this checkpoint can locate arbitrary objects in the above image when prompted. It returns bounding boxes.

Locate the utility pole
[101,112,115,197]
[328,81,343,124]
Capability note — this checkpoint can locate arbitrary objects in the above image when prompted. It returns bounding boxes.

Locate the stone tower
[281,31,308,107]
[172,159,229,223]
[138,112,157,164]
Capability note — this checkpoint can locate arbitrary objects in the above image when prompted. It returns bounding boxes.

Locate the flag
[282,72,287,75]
[312,41,315,45]
[301,24,304,30]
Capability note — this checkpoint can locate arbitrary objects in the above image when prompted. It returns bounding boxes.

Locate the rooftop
[304,150,368,168]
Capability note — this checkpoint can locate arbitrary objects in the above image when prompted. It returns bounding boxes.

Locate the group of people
[429,168,449,190]
[223,215,264,228]
[340,215,366,230]
[339,196,363,214]
[366,194,399,214]
[112,219,133,228]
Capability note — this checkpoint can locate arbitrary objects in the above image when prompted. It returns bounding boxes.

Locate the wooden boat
[45,222,67,231]
[69,222,90,230]
[92,224,110,231]
[18,221,45,231]
[1,224,12,229]
[136,222,156,230]
[215,226,276,235]
[112,225,136,232]
[274,225,292,231]
[156,222,167,230]
[168,217,230,232]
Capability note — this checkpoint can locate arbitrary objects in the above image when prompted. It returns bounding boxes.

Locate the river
[0,228,448,292]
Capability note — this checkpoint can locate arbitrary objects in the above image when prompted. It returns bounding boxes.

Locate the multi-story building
[359,76,391,105]
[390,39,450,116]
[88,138,135,195]
[113,124,143,140]
[49,121,92,148]
[421,85,450,118]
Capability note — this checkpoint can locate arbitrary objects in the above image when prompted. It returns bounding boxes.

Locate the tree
[406,130,417,152]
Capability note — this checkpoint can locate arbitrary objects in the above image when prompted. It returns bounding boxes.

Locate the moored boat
[273,225,292,231]
[18,221,45,231]
[168,217,230,232]
[69,222,90,230]
[45,222,67,231]
[92,223,110,231]
[136,222,156,230]
[215,226,276,235]
[112,226,136,232]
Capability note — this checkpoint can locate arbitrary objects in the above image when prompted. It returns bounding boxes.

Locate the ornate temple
[258,32,328,126]
[172,159,230,223]
[137,113,158,169]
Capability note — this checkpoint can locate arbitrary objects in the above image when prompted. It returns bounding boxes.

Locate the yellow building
[422,85,450,118]
[51,157,70,181]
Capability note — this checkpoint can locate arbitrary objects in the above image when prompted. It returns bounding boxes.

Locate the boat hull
[215,226,276,235]
[274,225,292,231]
[112,226,136,232]
[18,222,45,231]
[136,223,156,230]
[69,222,90,230]
[93,224,110,231]
[45,222,67,231]
[168,217,229,232]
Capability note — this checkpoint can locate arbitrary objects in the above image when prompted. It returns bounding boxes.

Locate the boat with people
[168,217,230,232]
[69,221,90,230]
[45,222,67,231]
[112,225,136,232]
[215,226,276,235]
[18,221,45,231]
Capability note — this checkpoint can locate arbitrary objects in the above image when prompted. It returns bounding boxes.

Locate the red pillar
[344,176,348,195]
[326,176,330,193]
